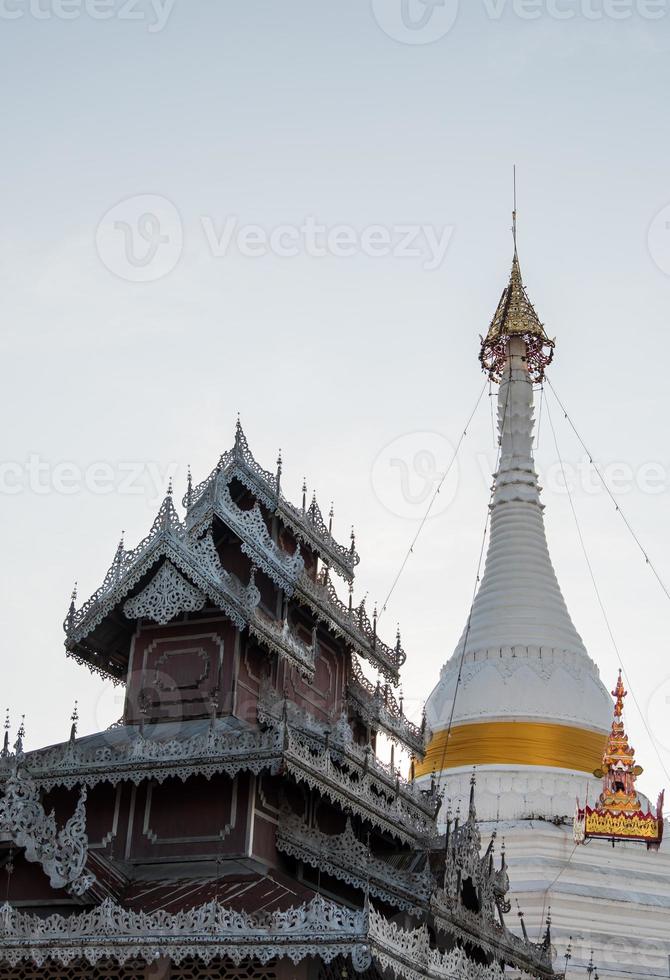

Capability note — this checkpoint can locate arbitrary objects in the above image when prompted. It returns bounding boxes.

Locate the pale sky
[2,0,670,801]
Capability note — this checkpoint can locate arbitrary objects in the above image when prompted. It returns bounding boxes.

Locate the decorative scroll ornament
[574,671,664,848]
[123,561,206,625]
[0,763,94,895]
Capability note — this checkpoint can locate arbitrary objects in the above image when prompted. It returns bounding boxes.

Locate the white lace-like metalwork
[17,725,284,792]
[298,570,405,683]
[368,906,506,980]
[348,657,428,757]
[283,729,435,845]
[189,477,305,595]
[186,420,359,582]
[0,765,94,895]
[123,562,206,625]
[0,893,522,980]
[0,893,368,968]
[276,810,433,911]
[65,497,316,681]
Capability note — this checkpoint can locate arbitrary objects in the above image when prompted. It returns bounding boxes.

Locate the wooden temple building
[0,423,557,979]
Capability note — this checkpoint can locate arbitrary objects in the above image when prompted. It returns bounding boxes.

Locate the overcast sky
[2,0,670,800]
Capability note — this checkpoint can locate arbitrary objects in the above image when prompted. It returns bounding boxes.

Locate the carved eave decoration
[348,656,429,758]
[0,893,536,980]
[277,809,433,912]
[190,473,306,596]
[65,494,316,682]
[298,570,406,685]
[0,762,94,896]
[8,723,284,792]
[186,420,360,582]
[282,729,437,845]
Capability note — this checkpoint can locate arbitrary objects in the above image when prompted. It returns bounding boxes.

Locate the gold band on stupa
[415,721,608,777]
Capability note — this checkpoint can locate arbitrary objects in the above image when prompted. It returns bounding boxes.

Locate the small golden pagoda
[574,671,665,849]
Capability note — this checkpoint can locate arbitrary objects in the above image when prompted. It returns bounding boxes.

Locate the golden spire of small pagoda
[594,670,643,815]
[575,670,664,848]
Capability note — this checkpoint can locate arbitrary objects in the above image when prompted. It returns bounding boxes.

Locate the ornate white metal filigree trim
[0,765,94,896]
[14,725,284,792]
[0,893,369,969]
[277,810,432,911]
[123,562,206,625]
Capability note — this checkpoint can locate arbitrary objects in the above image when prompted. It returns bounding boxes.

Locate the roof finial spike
[14,715,25,759]
[468,767,477,820]
[328,502,334,534]
[186,465,193,508]
[302,479,307,513]
[70,701,79,743]
[512,163,518,257]
[2,710,10,759]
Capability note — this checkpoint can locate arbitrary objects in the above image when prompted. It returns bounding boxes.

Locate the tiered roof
[574,672,664,848]
[65,421,405,687]
[0,418,556,979]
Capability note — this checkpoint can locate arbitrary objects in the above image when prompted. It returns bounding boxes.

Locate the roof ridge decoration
[186,418,360,582]
[11,723,284,792]
[0,760,94,896]
[480,248,555,384]
[0,892,525,980]
[574,671,665,849]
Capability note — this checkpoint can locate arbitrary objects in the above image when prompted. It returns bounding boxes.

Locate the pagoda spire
[451,281,587,658]
[480,210,554,383]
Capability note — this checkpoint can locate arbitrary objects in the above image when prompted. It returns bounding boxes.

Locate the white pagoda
[417,225,670,979]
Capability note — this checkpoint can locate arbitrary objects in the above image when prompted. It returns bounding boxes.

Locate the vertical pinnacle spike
[186,465,193,507]
[302,479,307,512]
[70,700,79,743]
